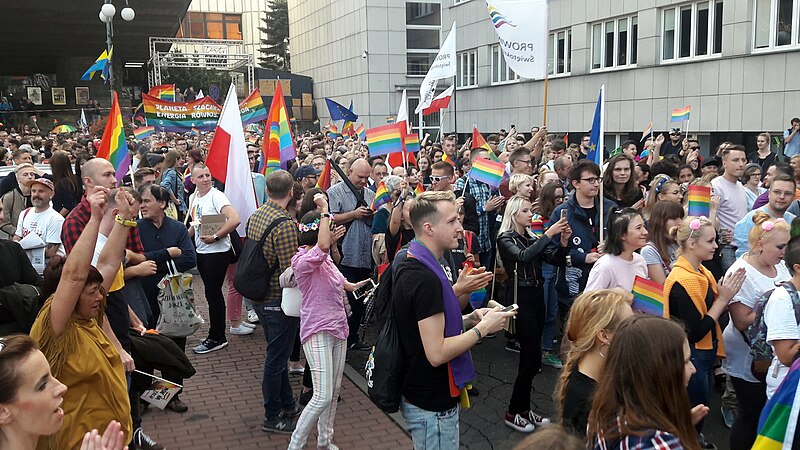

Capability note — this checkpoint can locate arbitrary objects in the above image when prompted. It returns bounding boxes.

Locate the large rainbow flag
[366,122,406,156]
[754,357,800,449]
[260,82,295,174]
[631,276,665,317]
[96,92,130,183]
[469,157,505,189]
[148,84,175,101]
[239,89,268,126]
[687,185,711,217]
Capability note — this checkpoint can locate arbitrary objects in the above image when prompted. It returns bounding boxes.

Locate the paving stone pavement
[142,275,731,450]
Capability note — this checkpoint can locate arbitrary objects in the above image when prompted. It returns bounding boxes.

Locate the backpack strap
[256,216,291,266]
[780,281,800,326]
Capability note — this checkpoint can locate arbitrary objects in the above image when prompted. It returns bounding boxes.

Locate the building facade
[290,0,800,154]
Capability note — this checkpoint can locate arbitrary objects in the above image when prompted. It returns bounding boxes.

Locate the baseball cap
[30,177,54,191]
[294,165,321,180]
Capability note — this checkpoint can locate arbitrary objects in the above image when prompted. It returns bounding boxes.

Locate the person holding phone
[497,195,571,433]
[783,117,800,158]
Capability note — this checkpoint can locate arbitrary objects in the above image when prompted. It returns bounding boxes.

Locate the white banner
[415,22,457,114]
[486,0,548,80]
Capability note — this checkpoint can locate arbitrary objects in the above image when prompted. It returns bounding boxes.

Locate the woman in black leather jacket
[497,195,572,434]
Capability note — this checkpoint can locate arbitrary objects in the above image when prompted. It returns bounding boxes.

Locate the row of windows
[178,12,243,41]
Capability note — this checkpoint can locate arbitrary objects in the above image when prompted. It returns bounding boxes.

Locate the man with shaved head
[327,158,375,350]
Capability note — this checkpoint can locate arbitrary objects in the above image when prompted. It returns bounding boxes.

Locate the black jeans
[729,376,767,450]
[507,284,545,415]
[197,251,230,341]
[339,265,371,346]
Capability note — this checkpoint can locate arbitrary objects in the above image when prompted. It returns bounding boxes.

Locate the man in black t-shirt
[661,128,684,156]
[391,190,512,449]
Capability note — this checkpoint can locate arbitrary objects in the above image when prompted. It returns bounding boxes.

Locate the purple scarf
[408,239,476,390]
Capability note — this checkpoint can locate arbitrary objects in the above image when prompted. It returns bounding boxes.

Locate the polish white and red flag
[422,85,454,116]
[205,83,257,236]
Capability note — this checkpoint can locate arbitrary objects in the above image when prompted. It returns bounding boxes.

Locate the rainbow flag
[413,182,425,196]
[671,105,691,122]
[404,133,420,154]
[355,124,366,141]
[189,127,200,136]
[96,92,130,183]
[132,126,154,140]
[754,357,800,449]
[531,214,550,237]
[631,276,665,317]
[262,82,295,174]
[442,153,455,167]
[472,128,500,162]
[371,181,392,211]
[148,84,175,102]
[342,120,355,137]
[469,157,505,189]
[327,122,340,138]
[366,122,405,156]
[316,159,332,190]
[239,89,268,126]
[640,122,653,142]
[687,185,711,217]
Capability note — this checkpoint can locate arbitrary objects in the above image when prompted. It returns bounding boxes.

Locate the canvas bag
[156,260,204,337]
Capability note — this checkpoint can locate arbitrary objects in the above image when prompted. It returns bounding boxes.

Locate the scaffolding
[148,37,255,95]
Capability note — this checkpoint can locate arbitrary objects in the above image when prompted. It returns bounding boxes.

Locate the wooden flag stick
[543,77,549,127]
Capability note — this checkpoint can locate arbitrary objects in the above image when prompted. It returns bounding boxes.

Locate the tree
[160,55,231,96]
[258,0,290,71]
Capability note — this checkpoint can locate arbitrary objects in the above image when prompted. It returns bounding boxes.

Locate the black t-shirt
[392,258,458,412]
[661,140,682,156]
[385,227,415,262]
[561,370,597,437]
[450,232,480,270]
[581,206,598,229]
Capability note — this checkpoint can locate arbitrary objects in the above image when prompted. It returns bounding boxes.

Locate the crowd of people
[1,116,800,450]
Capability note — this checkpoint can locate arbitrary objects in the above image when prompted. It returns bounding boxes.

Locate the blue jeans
[252,302,300,421]
[540,262,558,352]
[401,399,459,450]
[688,346,717,432]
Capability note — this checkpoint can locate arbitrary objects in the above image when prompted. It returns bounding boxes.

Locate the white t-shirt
[189,188,232,254]
[585,253,648,291]
[764,285,800,398]
[14,207,64,273]
[722,258,790,383]
[710,176,749,232]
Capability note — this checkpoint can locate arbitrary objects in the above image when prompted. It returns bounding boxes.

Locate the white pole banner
[485,0,548,80]
[415,22,457,114]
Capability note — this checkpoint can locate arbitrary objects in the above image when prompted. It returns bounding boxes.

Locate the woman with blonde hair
[748,132,776,173]
[644,175,682,219]
[558,289,633,436]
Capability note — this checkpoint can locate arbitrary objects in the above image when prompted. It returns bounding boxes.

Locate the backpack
[233,216,290,301]
[746,281,800,382]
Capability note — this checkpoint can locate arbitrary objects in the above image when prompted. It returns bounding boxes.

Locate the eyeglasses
[580,177,600,184]
[555,195,565,203]
[516,159,532,165]
[751,173,762,177]
[771,189,795,198]
[430,175,449,183]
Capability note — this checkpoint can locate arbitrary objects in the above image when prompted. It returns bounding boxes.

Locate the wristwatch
[213,234,220,241]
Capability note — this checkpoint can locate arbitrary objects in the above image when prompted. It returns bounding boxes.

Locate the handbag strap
[166,259,178,276]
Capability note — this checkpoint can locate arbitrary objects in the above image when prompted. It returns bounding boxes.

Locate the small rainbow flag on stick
[133,126,154,140]
[640,122,653,142]
[413,182,425,196]
[687,185,711,217]
[671,105,691,122]
[754,357,800,449]
[442,153,455,167]
[404,133,420,154]
[96,92,130,184]
[239,89,268,126]
[469,157,506,189]
[355,124,366,141]
[366,122,405,156]
[316,159,332,191]
[631,276,665,317]
[326,122,340,138]
[371,181,392,211]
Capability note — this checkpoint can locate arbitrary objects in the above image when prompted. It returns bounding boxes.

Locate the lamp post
[99,1,135,102]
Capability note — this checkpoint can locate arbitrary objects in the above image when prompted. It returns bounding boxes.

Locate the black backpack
[233,216,290,301]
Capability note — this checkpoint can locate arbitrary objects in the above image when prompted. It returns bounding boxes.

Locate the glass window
[206,21,224,40]
[696,2,710,55]
[567,31,573,71]
[406,3,441,26]
[605,21,615,67]
[755,0,772,48]
[679,6,692,57]
[557,30,567,74]
[407,29,440,49]
[491,45,518,83]
[591,16,637,70]
[662,2,723,60]
[548,29,571,75]
[618,19,628,67]
[457,50,477,88]
[592,24,602,69]
[407,53,437,76]
[777,0,793,45]
[631,17,638,64]
[714,1,723,53]
[548,34,555,75]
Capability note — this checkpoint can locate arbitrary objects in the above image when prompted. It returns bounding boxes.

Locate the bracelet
[321,213,331,219]
[114,215,137,227]
[471,327,482,341]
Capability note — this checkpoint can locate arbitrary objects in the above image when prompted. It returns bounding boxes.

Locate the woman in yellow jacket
[664,215,745,449]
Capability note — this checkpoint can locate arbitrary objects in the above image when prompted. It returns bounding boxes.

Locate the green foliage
[160,52,232,94]
[258,0,290,71]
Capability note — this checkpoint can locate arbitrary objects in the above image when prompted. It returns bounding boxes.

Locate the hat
[18,144,33,152]
[702,158,721,168]
[669,127,682,135]
[294,165,321,180]
[30,177,54,191]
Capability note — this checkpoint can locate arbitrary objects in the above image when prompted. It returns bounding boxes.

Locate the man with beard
[12,178,63,274]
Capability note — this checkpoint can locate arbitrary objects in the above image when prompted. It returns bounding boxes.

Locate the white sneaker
[247,310,259,323]
[527,410,551,427]
[229,324,254,335]
[241,321,257,329]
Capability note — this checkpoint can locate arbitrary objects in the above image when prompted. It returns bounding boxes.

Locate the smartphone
[501,304,519,312]
[560,209,568,221]
[353,280,377,300]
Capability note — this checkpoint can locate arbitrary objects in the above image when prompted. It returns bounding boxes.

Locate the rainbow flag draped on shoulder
[754,357,800,449]
[239,89,269,126]
[96,92,130,184]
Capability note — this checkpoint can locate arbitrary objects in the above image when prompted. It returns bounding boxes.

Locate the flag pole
[452,74,458,138]
[543,77,549,127]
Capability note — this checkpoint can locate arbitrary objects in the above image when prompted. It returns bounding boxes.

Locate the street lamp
[99,1,135,100]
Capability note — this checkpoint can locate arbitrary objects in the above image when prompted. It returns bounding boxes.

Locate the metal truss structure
[148,37,254,93]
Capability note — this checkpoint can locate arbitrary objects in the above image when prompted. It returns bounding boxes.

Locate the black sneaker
[262,416,296,434]
[192,338,228,354]
[505,340,521,353]
[348,341,371,351]
[282,404,302,419]
[133,428,164,450]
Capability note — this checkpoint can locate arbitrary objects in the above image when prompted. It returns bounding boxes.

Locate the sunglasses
[430,175,449,183]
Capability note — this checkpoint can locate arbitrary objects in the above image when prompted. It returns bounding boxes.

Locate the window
[180,12,243,40]
[406,2,441,76]
[408,97,440,133]
[548,29,572,75]
[491,45,519,84]
[662,1,723,61]
[457,50,477,88]
[591,15,638,70]
[754,0,797,49]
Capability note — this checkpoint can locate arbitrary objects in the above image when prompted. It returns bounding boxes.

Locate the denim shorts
[401,399,459,450]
